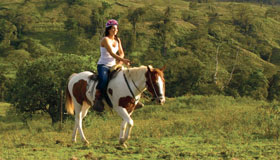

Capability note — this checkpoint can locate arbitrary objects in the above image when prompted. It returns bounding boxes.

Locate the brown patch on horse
[119,96,136,113]
[72,80,91,105]
[108,88,113,96]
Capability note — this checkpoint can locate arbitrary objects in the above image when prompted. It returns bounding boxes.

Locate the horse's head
[146,65,166,105]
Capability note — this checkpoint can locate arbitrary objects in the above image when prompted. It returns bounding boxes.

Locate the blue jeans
[96,64,111,95]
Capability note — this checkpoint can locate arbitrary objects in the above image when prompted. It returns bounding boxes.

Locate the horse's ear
[160,65,166,71]
[147,65,153,72]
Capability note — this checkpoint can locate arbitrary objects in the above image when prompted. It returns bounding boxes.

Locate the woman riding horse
[65,19,166,147]
[94,19,143,111]
[66,65,166,146]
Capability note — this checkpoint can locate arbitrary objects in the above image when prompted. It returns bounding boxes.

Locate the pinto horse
[65,65,166,147]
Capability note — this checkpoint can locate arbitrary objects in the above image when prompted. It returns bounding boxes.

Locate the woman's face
[109,25,118,36]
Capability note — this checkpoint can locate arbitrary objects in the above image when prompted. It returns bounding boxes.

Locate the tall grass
[133,95,279,140]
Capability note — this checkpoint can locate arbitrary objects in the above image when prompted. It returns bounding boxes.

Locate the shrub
[6,53,96,123]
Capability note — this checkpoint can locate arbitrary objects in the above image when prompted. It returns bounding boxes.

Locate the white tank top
[97,42,119,67]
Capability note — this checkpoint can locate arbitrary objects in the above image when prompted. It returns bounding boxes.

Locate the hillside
[0,0,280,99]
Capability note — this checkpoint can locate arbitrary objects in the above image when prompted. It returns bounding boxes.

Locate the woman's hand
[122,58,130,66]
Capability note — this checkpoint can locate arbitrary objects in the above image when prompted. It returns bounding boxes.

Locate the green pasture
[0,96,279,159]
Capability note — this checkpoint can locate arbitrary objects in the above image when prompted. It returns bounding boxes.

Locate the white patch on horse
[157,75,164,97]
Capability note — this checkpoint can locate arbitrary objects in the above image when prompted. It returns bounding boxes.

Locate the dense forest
[0,0,280,122]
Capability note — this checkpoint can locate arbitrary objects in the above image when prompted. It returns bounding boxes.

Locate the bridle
[147,68,164,101]
[123,67,164,102]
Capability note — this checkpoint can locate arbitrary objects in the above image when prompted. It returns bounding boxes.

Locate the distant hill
[0,0,280,98]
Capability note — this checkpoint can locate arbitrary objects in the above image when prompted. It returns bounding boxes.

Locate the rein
[148,71,159,99]
[123,68,143,101]
[127,69,142,93]
[123,72,137,100]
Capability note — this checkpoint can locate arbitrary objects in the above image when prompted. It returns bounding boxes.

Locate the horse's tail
[65,73,77,115]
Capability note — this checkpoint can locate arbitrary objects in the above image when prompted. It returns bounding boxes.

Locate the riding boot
[92,89,104,112]
[135,101,144,110]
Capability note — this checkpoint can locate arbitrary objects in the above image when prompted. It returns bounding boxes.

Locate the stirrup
[92,99,104,112]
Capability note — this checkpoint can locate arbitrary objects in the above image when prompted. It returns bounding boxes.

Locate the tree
[12,2,37,35]
[226,68,269,100]
[0,19,17,53]
[244,69,269,100]
[0,67,7,101]
[64,5,92,36]
[5,49,31,69]
[232,5,255,34]
[44,0,59,9]
[149,7,176,56]
[23,38,52,58]
[6,53,96,124]
[127,7,145,51]
[90,1,113,38]
[268,71,280,101]
[165,55,209,96]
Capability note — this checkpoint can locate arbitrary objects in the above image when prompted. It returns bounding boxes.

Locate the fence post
[60,90,63,129]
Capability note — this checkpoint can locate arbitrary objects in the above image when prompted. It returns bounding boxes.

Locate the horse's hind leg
[72,101,89,145]
[81,101,91,118]
[72,124,78,143]
[72,101,80,143]
[75,101,89,145]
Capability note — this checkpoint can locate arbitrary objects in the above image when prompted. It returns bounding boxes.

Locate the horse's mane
[123,66,148,80]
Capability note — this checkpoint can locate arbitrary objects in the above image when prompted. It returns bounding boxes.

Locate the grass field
[0,96,280,159]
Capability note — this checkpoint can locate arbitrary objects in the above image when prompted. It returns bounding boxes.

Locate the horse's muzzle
[156,96,165,105]
[152,95,165,105]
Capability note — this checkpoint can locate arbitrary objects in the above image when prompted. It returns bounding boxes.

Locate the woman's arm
[117,38,124,58]
[117,38,125,65]
[101,37,130,65]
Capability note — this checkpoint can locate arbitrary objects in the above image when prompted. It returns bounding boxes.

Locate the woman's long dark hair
[105,26,119,42]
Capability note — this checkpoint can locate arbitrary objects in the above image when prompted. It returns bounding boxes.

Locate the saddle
[88,64,122,81]
[109,64,123,80]
[88,64,123,108]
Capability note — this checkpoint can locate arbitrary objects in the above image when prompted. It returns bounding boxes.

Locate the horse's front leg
[123,112,134,143]
[119,121,127,141]
[119,121,128,148]
[124,120,133,141]
[119,120,133,148]
[115,107,134,148]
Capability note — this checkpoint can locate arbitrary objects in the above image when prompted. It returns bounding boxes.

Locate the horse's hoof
[119,138,125,144]
[84,140,90,145]
[121,143,127,148]
[119,138,127,148]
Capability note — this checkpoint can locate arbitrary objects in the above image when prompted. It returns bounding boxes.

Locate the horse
[65,65,166,147]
